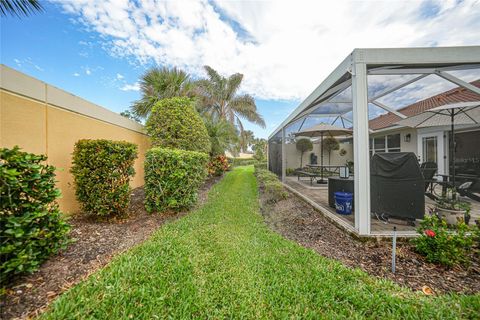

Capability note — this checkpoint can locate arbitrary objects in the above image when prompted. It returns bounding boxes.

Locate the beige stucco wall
[285,141,353,169]
[0,65,150,214]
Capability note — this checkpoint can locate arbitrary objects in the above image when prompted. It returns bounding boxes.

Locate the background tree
[322,136,340,165]
[131,67,193,119]
[296,139,313,168]
[145,97,211,154]
[204,117,238,157]
[252,138,267,161]
[1,0,43,17]
[239,130,255,153]
[120,110,141,123]
[196,66,265,134]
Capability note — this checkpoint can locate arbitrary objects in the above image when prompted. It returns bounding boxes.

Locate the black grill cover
[370,152,425,220]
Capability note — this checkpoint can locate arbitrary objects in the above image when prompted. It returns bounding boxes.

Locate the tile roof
[369,79,480,131]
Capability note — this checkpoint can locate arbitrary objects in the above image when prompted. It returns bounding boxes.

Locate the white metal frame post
[352,60,371,235]
[281,127,286,182]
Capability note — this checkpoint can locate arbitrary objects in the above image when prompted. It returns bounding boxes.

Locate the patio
[284,176,480,237]
[268,46,480,237]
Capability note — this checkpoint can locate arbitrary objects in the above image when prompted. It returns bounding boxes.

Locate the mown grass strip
[40,166,479,319]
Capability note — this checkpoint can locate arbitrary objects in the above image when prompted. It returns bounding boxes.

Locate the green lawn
[41,166,479,319]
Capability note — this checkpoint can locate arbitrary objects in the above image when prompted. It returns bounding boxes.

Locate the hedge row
[254,167,288,204]
[1,147,71,282]
[228,158,258,167]
[70,139,138,217]
[144,148,209,213]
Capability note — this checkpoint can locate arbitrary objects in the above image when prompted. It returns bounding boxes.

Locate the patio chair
[420,162,437,200]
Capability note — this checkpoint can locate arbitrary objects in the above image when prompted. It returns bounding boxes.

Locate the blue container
[334,192,353,215]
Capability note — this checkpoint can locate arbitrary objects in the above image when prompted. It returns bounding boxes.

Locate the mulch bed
[1,176,222,320]
[259,189,480,295]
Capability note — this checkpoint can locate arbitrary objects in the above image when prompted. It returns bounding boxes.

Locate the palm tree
[0,0,43,17]
[131,67,194,118]
[204,116,238,157]
[239,130,255,153]
[196,66,265,134]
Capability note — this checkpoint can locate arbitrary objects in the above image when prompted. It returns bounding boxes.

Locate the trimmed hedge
[228,158,258,167]
[146,97,211,154]
[254,167,288,203]
[144,148,209,213]
[1,146,70,282]
[253,161,267,171]
[70,139,138,217]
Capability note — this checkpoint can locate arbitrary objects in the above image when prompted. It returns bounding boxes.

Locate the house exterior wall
[0,65,150,214]
[370,128,418,157]
[284,141,353,170]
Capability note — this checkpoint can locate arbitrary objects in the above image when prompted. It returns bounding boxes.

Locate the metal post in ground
[392,226,397,274]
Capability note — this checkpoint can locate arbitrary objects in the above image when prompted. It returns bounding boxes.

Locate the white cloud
[53,0,480,101]
[73,72,80,77]
[85,67,92,75]
[120,82,140,91]
[116,73,124,80]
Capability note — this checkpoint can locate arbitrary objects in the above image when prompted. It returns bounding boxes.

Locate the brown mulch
[1,176,222,320]
[259,190,480,295]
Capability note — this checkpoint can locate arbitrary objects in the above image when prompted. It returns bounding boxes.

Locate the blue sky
[1,1,479,138]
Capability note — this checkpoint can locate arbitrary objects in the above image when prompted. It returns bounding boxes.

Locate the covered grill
[370,152,425,222]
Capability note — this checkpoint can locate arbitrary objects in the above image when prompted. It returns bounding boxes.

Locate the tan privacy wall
[0,65,150,214]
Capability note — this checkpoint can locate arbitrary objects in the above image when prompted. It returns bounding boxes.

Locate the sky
[1,0,479,138]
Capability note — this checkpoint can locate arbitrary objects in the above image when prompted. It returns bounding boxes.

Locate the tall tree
[1,0,43,17]
[131,67,193,119]
[196,66,265,134]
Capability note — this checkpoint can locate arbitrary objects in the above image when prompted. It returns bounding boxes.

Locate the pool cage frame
[268,46,480,236]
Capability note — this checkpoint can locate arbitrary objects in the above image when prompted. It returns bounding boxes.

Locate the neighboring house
[368,80,480,179]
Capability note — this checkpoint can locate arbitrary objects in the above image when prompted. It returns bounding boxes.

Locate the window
[422,136,437,163]
[370,134,401,154]
[387,134,400,152]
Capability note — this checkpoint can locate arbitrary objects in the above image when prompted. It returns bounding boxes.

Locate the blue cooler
[334,192,353,215]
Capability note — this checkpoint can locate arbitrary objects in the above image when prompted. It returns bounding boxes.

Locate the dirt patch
[259,188,480,295]
[1,176,222,320]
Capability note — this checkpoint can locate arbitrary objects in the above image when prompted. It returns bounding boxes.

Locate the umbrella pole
[451,110,456,200]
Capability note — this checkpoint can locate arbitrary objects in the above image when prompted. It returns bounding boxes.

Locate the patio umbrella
[395,101,480,193]
[294,123,352,183]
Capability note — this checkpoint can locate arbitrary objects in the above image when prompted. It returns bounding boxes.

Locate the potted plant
[435,188,471,225]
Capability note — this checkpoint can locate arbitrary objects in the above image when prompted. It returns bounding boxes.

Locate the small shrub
[228,158,257,167]
[253,162,267,171]
[413,213,474,267]
[207,155,230,176]
[144,148,208,213]
[1,146,70,282]
[254,167,288,203]
[71,139,138,217]
[146,97,211,154]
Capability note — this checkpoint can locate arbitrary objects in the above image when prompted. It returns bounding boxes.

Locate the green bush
[254,167,288,203]
[413,213,474,267]
[145,148,208,213]
[70,139,138,217]
[0,146,70,282]
[253,162,267,171]
[207,155,230,177]
[146,97,211,154]
[228,158,257,167]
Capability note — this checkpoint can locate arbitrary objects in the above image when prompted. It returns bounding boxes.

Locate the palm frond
[229,94,266,128]
[1,0,43,17]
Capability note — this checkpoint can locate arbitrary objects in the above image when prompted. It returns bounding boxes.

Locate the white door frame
[417,129,446,178]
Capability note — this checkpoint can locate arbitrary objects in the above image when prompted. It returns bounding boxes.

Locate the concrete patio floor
[284,176,480,237]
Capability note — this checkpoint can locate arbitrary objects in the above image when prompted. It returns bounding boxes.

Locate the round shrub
[145,97,211,154]
[1,146,70,282]
[207,155,230,176]
[144,147,208,213]
[70,139,138,217]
